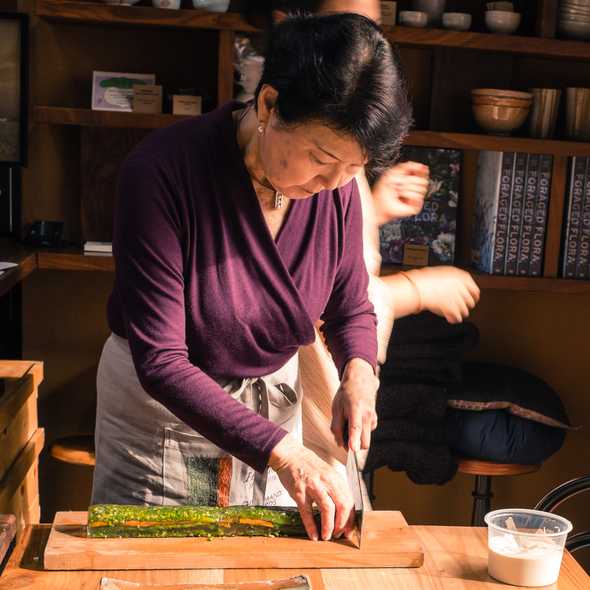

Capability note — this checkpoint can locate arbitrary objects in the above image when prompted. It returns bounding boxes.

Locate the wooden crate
[0,361,44,539]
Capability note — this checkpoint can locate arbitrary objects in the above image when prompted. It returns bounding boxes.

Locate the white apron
[91,332,301,507]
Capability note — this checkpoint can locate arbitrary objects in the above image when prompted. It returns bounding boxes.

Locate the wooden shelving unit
[18,1,590,294]
[32,107,590,157]
[34,106,192,129]
[35,0,590,61]
[3,236,590,293]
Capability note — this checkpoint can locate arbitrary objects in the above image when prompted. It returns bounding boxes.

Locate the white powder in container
[488,532,564,587]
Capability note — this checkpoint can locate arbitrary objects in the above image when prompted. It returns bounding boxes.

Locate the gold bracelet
[399,271,423,314]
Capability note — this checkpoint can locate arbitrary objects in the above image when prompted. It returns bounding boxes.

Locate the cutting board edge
[44,510,425,571]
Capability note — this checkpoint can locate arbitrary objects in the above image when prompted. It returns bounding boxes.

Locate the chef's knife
[345,448,364,548]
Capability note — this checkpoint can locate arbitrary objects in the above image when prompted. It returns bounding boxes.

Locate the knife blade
[345,448,364,548]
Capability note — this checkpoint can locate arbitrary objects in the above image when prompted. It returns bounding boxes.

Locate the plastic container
[484,509,573,587]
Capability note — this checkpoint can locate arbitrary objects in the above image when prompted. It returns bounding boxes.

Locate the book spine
[575,158,590,279]
[504,152,527,275]
[491,151,515,275]
[563,157,586,278]
[472,151,502,273]
[517,154,540,276]
[530,155,553,277]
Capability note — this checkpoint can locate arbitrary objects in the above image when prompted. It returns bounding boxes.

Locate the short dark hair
[255,12,413,181]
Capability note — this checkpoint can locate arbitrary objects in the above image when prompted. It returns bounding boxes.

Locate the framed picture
[0,12,28,166]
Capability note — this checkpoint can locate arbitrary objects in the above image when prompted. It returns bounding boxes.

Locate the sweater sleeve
[112,154,287,473]
[319,179,378,377]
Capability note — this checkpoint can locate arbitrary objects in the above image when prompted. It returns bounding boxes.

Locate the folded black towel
[371,417,448,444]
[365,439,458,485]
[376,381,448,423]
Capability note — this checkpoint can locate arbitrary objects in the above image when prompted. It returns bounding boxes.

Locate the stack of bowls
[558,0,590,40]
[471,89,533,135]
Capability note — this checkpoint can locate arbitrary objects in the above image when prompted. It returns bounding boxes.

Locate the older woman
[92,12,412,544]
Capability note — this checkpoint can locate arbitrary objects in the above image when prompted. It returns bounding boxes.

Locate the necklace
[274,191,285,209]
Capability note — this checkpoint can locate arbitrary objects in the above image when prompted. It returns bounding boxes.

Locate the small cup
[528,88,561,139]
[152,0,180,8]
[442,12,472,31]
[566,87,590,140]
[191,0,230,12]
[485,10,521,34]
[412,0,446,25]
[399,10,428,27]
[485,509,572,587]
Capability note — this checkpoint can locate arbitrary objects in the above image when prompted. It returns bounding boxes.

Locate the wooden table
[0,524,588,589]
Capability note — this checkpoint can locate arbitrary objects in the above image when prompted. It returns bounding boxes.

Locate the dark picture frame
[0,12,28,166]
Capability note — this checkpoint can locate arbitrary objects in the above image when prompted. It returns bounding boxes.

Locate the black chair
[535,475,590,554]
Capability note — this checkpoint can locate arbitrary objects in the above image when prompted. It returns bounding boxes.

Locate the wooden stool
[50,435,96,467]
[457,457,540,526]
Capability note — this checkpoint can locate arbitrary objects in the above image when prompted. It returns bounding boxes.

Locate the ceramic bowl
[485,10,521,33]
[191,0,230,12]
[472,103,530,134]
[564,0,590,7]
[399,10,428,27]
[152,0,181,8]
[472,88,532,101]
[558,19,590,39]
[442,12,472,31]
[412,0,446,24]
[472,96,532,108]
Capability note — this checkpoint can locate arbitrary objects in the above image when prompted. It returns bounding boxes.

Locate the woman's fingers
[330,403,345,447]
[314,488,336,541]
[347,416,363,452]
[330,481,353,539]
[296,496,320,542]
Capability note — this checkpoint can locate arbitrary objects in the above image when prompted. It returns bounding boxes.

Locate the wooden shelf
[35,1,590,61]
[34,106,192,129]
[35,1,258,33]
[380,264,590,294]
[34,108,590,156]
[3,238,590,292]
[37,250,114,272]
[407,131,590,157]
[383,25,590,62]
[0,239,38,299]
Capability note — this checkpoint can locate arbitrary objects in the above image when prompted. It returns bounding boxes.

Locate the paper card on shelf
[91,71,156,112]
[133,85,163,114]
[403,244,430,266]
[172,95,202,116]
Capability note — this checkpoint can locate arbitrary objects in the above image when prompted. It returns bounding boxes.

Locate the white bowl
[399,10,428,27]
[442,12,472,30]
[153,0,181,8]
[558,19,590,39]
[485,10,521,34]
[564,0,590,6]
[191,0,230,12]
[104,0,141,5]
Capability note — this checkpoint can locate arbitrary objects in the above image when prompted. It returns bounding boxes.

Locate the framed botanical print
[0,12,28,166]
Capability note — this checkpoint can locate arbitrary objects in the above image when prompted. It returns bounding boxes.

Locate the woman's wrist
[268,432,302,472]
[343,357,376,379]
[399,270,424,314]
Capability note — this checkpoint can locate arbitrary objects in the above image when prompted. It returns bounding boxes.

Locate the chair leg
[472,475,493,526]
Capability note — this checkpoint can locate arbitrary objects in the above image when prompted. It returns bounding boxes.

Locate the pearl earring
[257,124,264,134]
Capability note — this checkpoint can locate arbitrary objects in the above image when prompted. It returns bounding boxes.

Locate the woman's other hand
[372,161,430,226]
[330,358,379,452]
[401,266,481,324]
[268,434,355,542]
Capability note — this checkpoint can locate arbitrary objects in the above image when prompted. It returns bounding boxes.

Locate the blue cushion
[446,408,566,465]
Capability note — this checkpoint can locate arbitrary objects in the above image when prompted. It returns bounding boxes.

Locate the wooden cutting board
[44,510,424,571]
